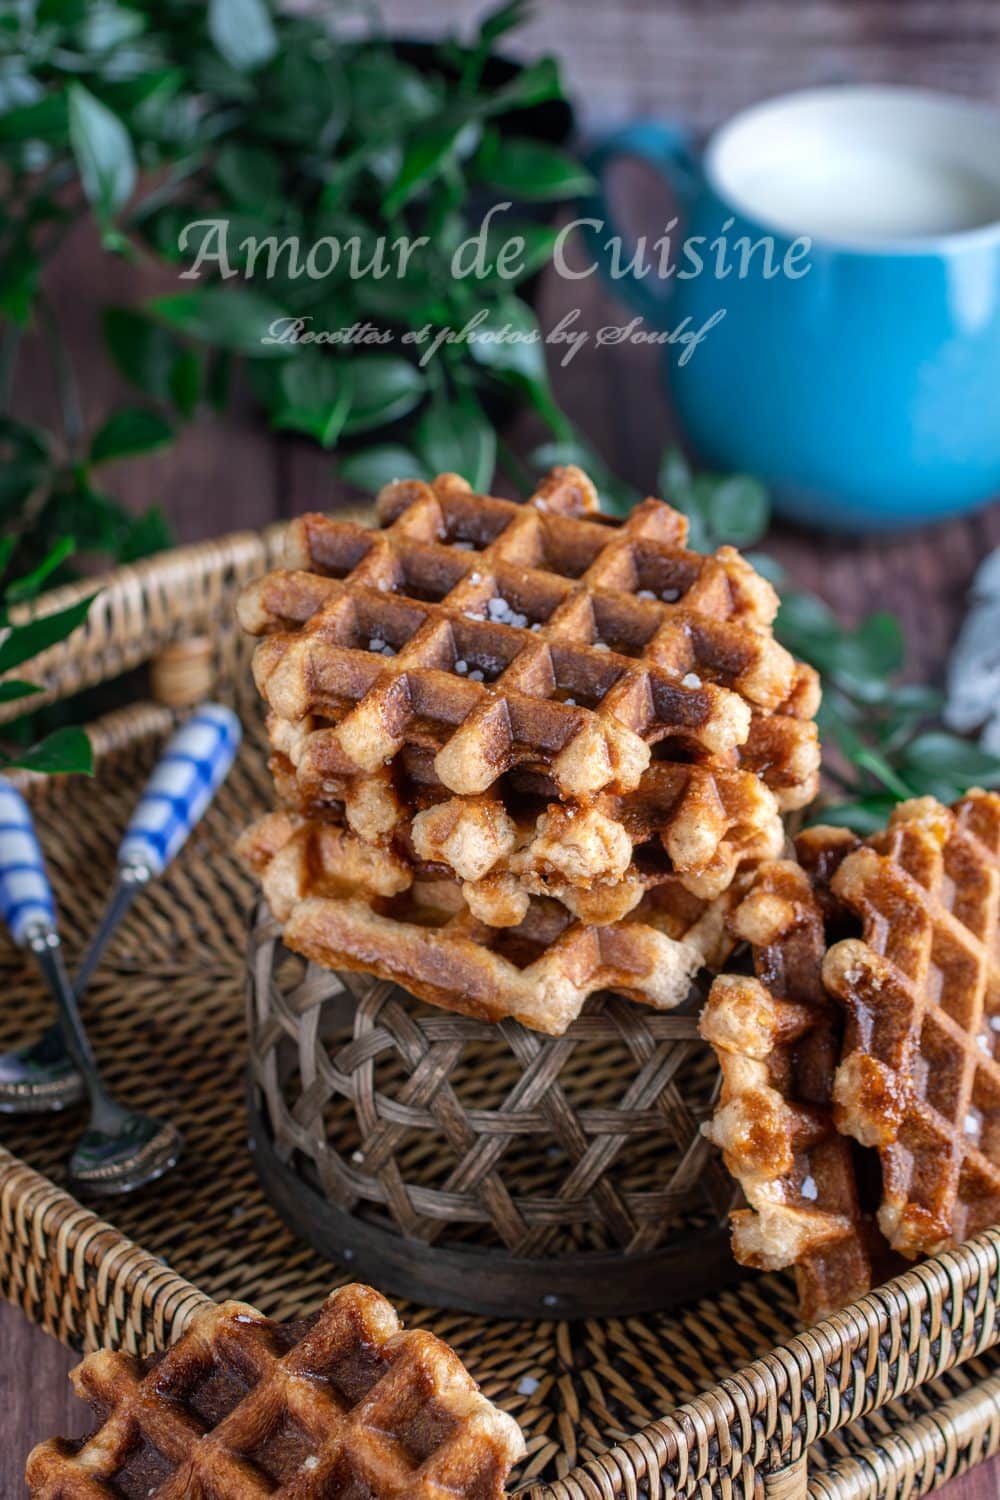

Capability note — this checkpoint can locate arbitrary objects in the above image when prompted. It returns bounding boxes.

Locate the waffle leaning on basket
[236,465,1000,1322]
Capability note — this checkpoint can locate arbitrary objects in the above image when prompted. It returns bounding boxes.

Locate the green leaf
[272,356,353,449]
[339,446,430,494]
[478,220,560,285]
[0,248,40,328]
[0,680,42,705]
[68,83,136,222]
[148,288,293,357]
[382,124,466,217]
[705,474,771,547]
[208,0,277,73]
[477,0,533,47]
[851,746,915,801]
[6,726,93,776]
[341,357,426,436]
[103,307,180,399]
[0,91,69,144]
[745,550,785,587]
[5,539,75,602]
[117,506,173,563]
[467,296,548,388]
[486,57,563,115]
[658,447,693,503]
[416,397,495,492]
[474,135,594,200]
[90,407,173,465]
[853,612,906,679]
[348,52,440,140]
[901,732,1000,789]
[808,796,897,836]
[0,594,96,675]
[168,350,201,419]
[215,142,283,208]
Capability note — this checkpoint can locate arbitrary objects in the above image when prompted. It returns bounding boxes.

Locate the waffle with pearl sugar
[238,467,820,814]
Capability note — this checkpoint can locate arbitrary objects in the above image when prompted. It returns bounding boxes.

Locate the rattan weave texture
[249,910,732,1244]
[0,523,998,1500]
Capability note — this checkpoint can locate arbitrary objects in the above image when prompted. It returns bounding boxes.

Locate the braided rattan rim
[0,525,996,1499]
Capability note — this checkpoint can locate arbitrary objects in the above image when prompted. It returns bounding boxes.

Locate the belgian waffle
[824,790,1000,1258]
[239,467,819,811]
[269,714,784,912]
[239,811,741,1035]
[700,848,884,1322]
[26,1283,525,1500]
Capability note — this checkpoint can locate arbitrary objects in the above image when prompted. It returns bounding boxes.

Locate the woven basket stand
[0,519,997,1500]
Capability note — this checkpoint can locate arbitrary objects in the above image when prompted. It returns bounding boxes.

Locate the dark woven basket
[246,902,740,1318]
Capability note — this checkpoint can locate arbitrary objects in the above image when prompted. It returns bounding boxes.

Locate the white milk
[737,151,1000,241]
[709,88,1000,246]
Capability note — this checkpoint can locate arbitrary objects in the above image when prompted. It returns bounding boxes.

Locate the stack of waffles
[701,789,1000,1321]
[238,465,821,1035]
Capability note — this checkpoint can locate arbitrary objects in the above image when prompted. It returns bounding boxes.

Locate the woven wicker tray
[1,525,999,1500]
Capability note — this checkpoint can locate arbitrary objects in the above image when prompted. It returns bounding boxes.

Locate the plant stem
[39,297,85,460]
[0,327,20,409]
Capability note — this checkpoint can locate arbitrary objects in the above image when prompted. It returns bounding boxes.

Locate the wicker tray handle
[531,1227,1000,1499]
[0,1145,210,1355]
[0,527,292,725]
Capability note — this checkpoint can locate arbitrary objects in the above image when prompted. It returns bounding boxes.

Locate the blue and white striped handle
[118,704,242,877]
[0,779,57,945]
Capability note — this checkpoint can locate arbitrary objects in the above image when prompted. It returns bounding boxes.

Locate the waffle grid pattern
[825,790,1000,1258]
[237,467,820,1030]
[241,469,819,816]
[27,1285,525,1499]
[701,853,880,1323]
[240,810,743,1034]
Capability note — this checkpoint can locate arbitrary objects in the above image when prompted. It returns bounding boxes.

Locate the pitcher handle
[584,121,703,328]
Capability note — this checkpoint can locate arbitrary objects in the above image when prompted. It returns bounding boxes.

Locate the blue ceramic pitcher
[587,86,1000,532]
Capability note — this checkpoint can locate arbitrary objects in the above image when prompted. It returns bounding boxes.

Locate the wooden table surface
[4,200,1000,1494]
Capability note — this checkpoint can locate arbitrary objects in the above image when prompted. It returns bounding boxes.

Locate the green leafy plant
[1,0,588,572]
[0,537,95,775]
[526,441,1000,829]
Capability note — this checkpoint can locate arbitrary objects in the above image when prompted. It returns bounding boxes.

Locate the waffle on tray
[237,466,820,1030]
[824,790,1000,1258]
[239,809,743,1035]
[26,1283,525,1500]
[700,847,888,1322]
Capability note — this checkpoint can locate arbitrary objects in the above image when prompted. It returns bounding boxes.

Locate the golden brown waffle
[239,811,740,1035]
[700,850,885,1322]
[26,1283,525,1499]
[824,790,1000,1258]
[238,467,819,811]
[268,714,784,912]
